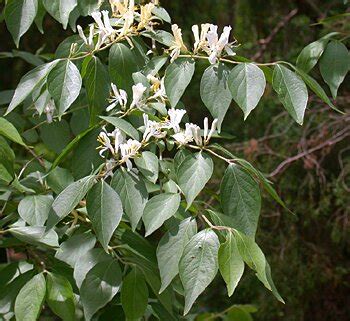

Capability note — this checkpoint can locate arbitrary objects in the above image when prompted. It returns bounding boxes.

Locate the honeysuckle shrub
[0,0,348,320]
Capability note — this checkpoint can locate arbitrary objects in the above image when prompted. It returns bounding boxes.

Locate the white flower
[169,24,187,63]
[120,0,135,35]
[138,3,155,30]
[119,138,142,170]
[172,123,194,145]
[206,25,236,64]
[130,83,147,109]
[97,128,116,158]
[104,158,117,178]
[91,11,115,49]
[107,83,128,111]
[142,114,165,142]
[186,123,202,145]
[109,128,125,153]
[164,108,187,133]
[203,117,218,144]
[44,99,55,123]
[147,75,166,101]
[192,23,210,53]
[77,24,95,47]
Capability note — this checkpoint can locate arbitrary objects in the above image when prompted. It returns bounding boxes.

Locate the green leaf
[164,57,195,107]
[73,248,110,288]
[0,137,15,183]
[10,227,59,247]
[272,64,308,125]
[143,193,181,236]
[80,259,122,321]
[0,117,26,146]
[14,273,46,321]
[228,63,266,120]
[220,164,261,238]
[296,38,328,73]
[319,41,350,99]
[289,65,342,113]
[84,56,110,124]
[109,43,140,96]
[87,181,123,251]
[78,0,101,16]
[111,169,148,231]
[6,60,59,115]
[233,230,284,303]
[134,151,159,183]
[100,116,140,141]
[179,229,220,315]
[200,63,231,132]
[142,30,175,47]
[47,175,95,228]
[42,0,77,29]
[48,59,82,116]
[55,231,96,267]
[34,0,46,33]
[5,0,38,47]
[152,6,171,23]
[218,231,245,297]
[156,217,197,293]
[177,152,213,209]
[18,195,53,226]
[121,267,149,319]
[46,272,75,321]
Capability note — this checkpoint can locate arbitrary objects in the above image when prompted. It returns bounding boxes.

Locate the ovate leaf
[80,259,122,321]
[6,60,59,115]
[220,164,261,238]
[47,175,95,228]
[143,193,181,236]
[177,152,213,209]
[272,64,308,125]
[179,229,220,315]
[73,248,110,288]
[48,59,82,116]
[228,63,266,120]
[156,217,197,293]
[109,43,140,96]
[0,117,26,146]
[78,0,102,16]
[5,0,38,47]
[18,195,53,226]
[100,116,140,141]
[296,38,328,73]
[87,181,123,251]
[218,231,245,296]
[10,227,59,248]
[55,232,96,267]
[164,58,195,107]
[42,0,77,29]
[200,63,232,132]
[121,267,149,319]
[14,273,46,321]
[84,56,110,124]
[234,230,284,303]
[46,272,75,321]
[319,41,350,99]
[134,151,159,183]
[111,169,148,231]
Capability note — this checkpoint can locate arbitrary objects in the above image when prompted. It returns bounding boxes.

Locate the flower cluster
[97,103,218,172]
[76,0,160,52]
[170,23,237,63]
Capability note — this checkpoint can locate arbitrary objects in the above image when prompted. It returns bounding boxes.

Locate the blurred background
[0,0,349,320]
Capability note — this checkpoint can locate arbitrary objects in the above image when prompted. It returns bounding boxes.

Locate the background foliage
[0,0,349,320]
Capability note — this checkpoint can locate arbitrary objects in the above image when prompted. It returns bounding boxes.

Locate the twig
[252,9,299,61]
[268,127,350,177]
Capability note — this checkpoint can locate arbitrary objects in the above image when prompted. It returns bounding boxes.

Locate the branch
[252,9,299,61]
